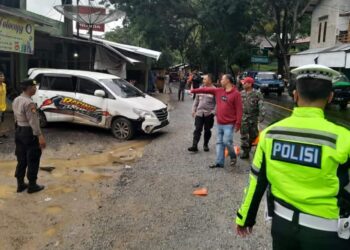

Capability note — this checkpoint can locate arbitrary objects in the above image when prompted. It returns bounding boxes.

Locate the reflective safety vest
[236,107,350,227]
[0,83,6,112]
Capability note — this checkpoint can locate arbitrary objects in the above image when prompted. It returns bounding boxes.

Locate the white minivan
[28,68,169,140]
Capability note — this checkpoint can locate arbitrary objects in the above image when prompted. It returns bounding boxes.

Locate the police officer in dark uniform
[13,79,46,193]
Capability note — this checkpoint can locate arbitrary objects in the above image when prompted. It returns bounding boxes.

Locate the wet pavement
[263,92,350,129]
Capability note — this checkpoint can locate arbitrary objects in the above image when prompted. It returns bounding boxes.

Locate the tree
[101,0,255,75]
[250,0,313,78]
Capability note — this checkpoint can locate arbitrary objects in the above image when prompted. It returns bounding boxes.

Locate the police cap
[291,64,340,82]
[20,79,37,89]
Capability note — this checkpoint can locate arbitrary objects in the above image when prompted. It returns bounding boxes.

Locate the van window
[44,76,75,92]
[100,78,145,98]
[77,78,101,95]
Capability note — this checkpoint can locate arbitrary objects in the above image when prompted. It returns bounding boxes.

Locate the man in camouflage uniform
[240,77,265,159]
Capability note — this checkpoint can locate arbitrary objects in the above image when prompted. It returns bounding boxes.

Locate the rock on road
[73,93,272,250]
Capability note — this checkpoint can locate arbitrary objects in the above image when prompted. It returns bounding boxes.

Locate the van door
[38,74,76,122]
[74,77,109,127]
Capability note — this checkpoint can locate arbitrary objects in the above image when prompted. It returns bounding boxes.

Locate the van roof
[257,71,275,74]
[28,68,121,80]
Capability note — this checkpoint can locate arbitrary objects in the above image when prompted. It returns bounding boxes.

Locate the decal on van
[40,96,110,124]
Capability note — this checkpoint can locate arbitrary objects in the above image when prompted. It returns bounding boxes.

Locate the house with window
[290,0,350,77]
[309,0,350,48]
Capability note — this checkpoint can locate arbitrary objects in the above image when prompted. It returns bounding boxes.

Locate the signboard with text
[251,56,269,64]
[0,15,34,54]
[77,6,105,32]
[77,22,105,32]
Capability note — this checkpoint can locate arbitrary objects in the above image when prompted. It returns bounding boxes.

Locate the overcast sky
[26,0,123,35]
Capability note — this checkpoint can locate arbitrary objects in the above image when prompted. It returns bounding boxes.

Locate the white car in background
[28,68,169,140]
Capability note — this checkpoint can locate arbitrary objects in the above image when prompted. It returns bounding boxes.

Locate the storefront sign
[77,23,105,32]
[0,15,34,54]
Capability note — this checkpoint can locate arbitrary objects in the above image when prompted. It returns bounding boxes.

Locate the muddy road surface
[2,90,347,250]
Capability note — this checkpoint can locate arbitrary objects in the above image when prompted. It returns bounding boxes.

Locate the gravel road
[72,92,272,250]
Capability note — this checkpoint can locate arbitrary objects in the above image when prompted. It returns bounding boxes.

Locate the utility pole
[76,0,80,37]
[62,0,73,37]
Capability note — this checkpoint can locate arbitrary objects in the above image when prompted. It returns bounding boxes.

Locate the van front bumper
[141,117,170,134]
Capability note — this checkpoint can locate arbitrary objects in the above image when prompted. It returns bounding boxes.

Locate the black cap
[20,79,36,88]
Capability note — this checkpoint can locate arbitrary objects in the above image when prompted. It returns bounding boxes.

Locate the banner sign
[77,23,105,32]
[0,15,34,54]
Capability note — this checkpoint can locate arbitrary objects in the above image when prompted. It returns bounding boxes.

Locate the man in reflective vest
[235,64,350,249]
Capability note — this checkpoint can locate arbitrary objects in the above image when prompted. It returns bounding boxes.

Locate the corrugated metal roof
[79,34,162,61]
[50,34,137,64]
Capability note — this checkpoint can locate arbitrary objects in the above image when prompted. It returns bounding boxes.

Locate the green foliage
[249,0,312,76]
[101,0,311,76]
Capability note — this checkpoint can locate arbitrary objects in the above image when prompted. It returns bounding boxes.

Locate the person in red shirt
[191,74,243,168]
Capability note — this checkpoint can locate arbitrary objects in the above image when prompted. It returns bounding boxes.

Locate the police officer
[235,64,350,249]
[13,79,46,193]
[240,76,265,159]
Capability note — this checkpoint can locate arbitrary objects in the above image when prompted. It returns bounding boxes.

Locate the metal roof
[50,34,137,64]
[28,68,121,80]
[0,4,52,26]
[79,34,162,61]
[297,44,350,55]
[290,44,350,68]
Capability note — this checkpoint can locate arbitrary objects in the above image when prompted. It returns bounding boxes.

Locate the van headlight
[133,108,156,119]
[262,83,269,87]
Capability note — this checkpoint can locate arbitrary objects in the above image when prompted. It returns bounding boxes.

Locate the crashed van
[28,69,169,140]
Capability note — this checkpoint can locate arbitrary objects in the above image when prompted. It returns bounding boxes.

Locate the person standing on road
[163,72,172,94]
[0,72,7,141]
[12,79,46,194]
[188,74,216,153]
[240,76,265,159]
[191,74,243,168]
[178,71,186,102]
[235,64,350,249]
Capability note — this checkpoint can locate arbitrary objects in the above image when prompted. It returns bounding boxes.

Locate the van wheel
[39,111,48,128]
[277,91,283,96]
[111,118,135,140]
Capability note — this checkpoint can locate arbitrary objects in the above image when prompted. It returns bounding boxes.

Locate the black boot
[28,180,45,194]
[240,150,250,159]
[16,179,28,193]
[203,144,209,152]
[188,145,199,152]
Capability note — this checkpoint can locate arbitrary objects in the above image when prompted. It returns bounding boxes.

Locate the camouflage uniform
[240,89,265,155]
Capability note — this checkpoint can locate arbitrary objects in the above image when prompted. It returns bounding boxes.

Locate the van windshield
[100,78,145,98]
[257,73,277,80]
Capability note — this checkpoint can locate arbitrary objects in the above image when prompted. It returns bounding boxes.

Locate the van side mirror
[94,89,106,97]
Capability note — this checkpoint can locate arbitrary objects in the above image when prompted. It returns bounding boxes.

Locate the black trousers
[193,114,214,146]
[15,126,42,182]
[178,87,185,101]
[272,214,350,250]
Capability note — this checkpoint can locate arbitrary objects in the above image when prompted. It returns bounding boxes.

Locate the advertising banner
[0,15,35,54]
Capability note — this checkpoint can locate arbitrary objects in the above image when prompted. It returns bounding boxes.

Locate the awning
[0,4,52,26]
[79,34,162,61]
[50,34,137,65]
[290,44,350,68]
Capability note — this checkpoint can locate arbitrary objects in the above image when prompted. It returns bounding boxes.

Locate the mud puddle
[0,139,150,250]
